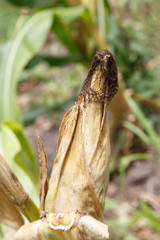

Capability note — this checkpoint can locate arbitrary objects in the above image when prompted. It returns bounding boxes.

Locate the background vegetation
[0,0,160,239]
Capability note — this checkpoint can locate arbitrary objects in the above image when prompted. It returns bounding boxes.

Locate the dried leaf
[0,153,39,222]
[0,186,24,230]
[36,131,48,213]
[0,153,28,205]
[45,50,118,220]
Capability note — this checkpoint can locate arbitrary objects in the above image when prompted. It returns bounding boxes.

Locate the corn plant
[0,50,118,240]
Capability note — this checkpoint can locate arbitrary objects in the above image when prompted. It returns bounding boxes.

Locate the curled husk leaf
[36,131,48,213]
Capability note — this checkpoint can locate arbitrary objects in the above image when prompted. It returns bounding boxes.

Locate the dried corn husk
[13,50,118,240]
[0,187,23,240]
[36,131,48,213]
[0,186,24,231]
[45,50,118,217]
[0,153,39,222]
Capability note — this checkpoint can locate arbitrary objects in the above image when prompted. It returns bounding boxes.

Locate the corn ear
[13,49,118,240]
[45,50,118,218]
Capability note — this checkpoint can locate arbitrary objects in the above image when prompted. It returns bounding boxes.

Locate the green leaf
[5,122,39,183]
[54,5,86,24]
[0,0,20,43]
[26,55,83,69]
[6,0,58,8]
[124,95,160,153]
[0,123,39,205]
[140,203,160,233]
[119,153,150,195]
[51,6,86,54]
[130,211,143,226]
[52,15,79,54]
[123,120,151,146]
[0,10,53,123]
[0,123,21,163]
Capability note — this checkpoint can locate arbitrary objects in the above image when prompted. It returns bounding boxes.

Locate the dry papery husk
[45,50,118,217]
[0,186,24,235]
[14,50,118,240]
[0,153,24,240]
[0,153,40,240]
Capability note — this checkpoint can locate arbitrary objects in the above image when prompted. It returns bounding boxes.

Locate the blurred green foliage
[0,0,160,239]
